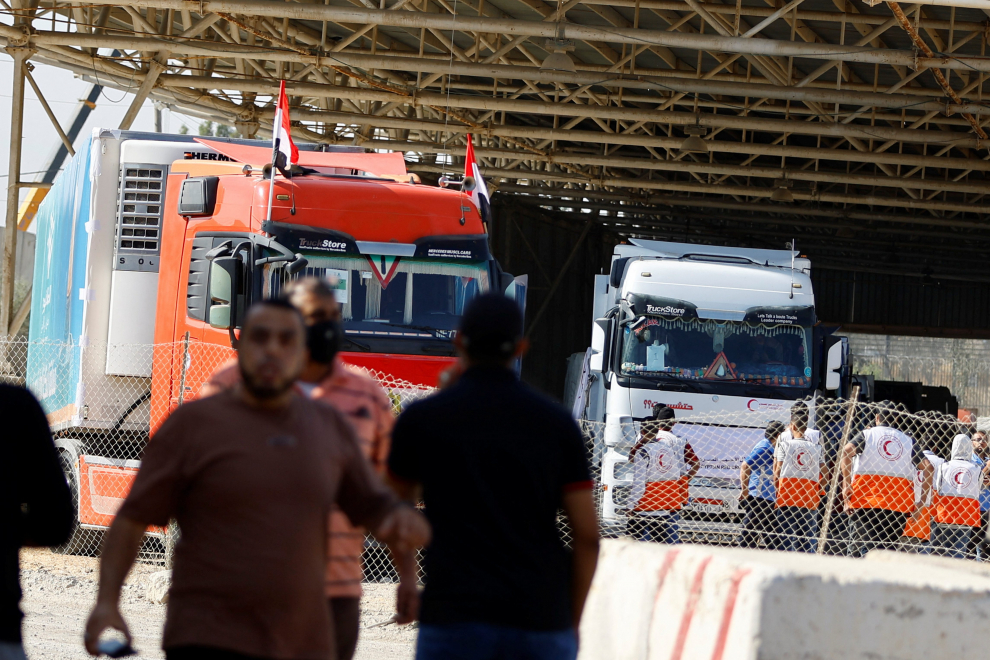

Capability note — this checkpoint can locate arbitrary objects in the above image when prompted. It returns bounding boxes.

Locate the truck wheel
[53,451,103,556]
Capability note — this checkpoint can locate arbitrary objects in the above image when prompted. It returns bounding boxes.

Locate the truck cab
[578,239,848,539]
[26,130,523,550]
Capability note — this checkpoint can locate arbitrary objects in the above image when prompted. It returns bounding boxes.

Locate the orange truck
[27,130,525,551]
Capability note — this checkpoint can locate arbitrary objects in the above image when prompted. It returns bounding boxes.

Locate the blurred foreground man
[1,386,73,660]
[85,300,429,660]
[388,294,600,660]
[201,278,414,660]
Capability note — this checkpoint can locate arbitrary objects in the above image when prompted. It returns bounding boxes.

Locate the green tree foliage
[194,120,239,138]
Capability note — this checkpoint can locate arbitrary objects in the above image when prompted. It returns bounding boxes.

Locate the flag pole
[266,136,279,226]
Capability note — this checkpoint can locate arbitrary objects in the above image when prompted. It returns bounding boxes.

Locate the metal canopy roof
[4,0,990,285]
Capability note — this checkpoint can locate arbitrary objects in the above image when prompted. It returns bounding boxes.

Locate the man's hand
[84,601,131,656]
[738,489,750,501]
[85,515,146,656]
[395,579,421,624]
[376,505,431,553]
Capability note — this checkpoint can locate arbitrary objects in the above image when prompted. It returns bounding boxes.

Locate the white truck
[574,239,850,540]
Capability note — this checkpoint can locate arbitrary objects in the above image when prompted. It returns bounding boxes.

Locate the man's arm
[772,457,782,492]
[84,516,146,655]
[562,488,599,630]
[390,546,420,624]
[684,443,700,480]
[739,461,752,501]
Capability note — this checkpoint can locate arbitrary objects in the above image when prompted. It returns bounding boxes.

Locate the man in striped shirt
[201,278,412,660]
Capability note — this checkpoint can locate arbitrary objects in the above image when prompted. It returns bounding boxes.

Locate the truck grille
[115,165,165,271]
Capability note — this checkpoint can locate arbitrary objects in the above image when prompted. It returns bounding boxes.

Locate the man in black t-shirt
[388,294,599,660]
[1,385,73,660]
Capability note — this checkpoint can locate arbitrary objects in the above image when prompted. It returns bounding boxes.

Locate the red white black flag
[273,80,299,167]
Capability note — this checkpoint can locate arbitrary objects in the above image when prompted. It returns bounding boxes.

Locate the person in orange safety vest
[900,449,945,553]
[773,401,825,553]
[840,406,933,557]
[931,433,982,558]
[624,405,700,544]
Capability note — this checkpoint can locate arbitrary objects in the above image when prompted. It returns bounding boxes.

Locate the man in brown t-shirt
[84,300,430,660]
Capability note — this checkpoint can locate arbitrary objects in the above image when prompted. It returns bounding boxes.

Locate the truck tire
[53,450,104,556]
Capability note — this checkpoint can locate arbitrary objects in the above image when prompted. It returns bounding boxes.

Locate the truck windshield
[619,315,812,387]
[265,254,490,341]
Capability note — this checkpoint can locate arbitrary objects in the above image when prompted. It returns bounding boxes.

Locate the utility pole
[1,45,34,336]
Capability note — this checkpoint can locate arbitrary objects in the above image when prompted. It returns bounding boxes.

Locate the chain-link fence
[0,337,435,579]
[5,337,989,585]
[584,395,990,561]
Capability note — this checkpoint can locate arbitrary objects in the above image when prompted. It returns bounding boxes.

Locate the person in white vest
[840,406,934,557]
[900,449,945,553]
[931,433,982,558]
[773,402,825,553]
[624,405,700,544]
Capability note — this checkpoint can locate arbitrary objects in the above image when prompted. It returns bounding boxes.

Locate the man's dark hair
[652,405,676,430]
[458,293,523,365]
[243,298,305,330]
[766,420,785,442]
[790,400,809,433]
[283,276,337,301]
[876,404,899,428]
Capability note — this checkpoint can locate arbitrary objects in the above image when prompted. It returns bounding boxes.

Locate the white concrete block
[579,540,990,660]
[146,570,171,604]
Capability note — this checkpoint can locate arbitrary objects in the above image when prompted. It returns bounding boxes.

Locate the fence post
[176,331,191,407]
[165,332,191,569]
[816,385,860,555]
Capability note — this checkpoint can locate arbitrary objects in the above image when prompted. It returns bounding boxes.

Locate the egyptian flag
[272,80,299,171]
[464,135,492,225]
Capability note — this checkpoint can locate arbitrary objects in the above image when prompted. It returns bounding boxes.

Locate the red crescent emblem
[796,451,808,468]
[953,469,972,488]
[878,435,904,461]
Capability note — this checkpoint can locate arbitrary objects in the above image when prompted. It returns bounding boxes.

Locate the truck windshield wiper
[420,344,455,355]
[648,373,702,393]
[342,336,372,351]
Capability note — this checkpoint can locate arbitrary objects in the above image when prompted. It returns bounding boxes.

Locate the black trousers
[165,598,361,660]
[851,508,908,557]
[739,497,781,550]
[329,596,361,660]
[966,511,990,560]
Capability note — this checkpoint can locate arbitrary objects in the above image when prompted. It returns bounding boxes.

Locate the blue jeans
[628,512,681,544]
[931,523,972,559]
[0,643,27,660]
[777,506,819,553]
[416,623,578,660]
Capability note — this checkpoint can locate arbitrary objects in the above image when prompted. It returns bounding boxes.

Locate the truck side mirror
[593,317,615,377]
[824,336,848,391]
[178,176,220,216]
[609,257,630,289]
[209,256,242,330]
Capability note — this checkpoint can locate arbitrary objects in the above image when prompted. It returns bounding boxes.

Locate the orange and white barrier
[579,540,990,660]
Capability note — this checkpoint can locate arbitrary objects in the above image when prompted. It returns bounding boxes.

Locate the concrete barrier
[578,540,990,660]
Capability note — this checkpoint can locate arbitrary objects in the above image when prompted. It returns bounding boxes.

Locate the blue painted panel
[26,138,93,414]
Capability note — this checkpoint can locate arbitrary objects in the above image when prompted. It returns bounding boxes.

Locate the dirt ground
[18,549,416,660]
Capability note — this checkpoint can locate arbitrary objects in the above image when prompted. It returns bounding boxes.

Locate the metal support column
[1,47,33,335]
